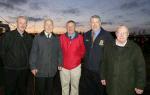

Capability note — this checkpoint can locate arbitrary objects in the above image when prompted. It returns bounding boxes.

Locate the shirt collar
[44,31,52,38]
[92,28,101,39]
[68,32,76,39]
[115,40,127,47]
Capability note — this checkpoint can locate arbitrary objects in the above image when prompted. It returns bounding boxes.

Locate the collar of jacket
[15,29,27,37]
[87,27,106,38]
[95,27,106,38]
[40,30,56,38]
[65,31,79,39]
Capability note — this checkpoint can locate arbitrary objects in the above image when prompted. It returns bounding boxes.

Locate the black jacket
[83,28,113,75]
[101,40,145,95]
[29,32,62,77]
[1,29,33,70]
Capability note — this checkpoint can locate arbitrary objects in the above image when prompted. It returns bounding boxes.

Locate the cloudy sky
[0,0,150,34]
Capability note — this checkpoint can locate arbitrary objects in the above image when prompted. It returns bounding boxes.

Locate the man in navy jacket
[80,15,113,95]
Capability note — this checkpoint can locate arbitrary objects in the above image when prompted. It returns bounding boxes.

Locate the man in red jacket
[59,20,85,95]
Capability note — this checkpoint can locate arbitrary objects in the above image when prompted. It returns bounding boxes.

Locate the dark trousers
[4,69,29,95]
[79,68,106,95]
[35,77,54,95]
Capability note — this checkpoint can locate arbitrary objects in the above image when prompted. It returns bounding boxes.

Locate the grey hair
[66,20,76,26]
[116,25,129,35]
[90,15,101,22]
[44,18,53,25]
[17,16,28,22]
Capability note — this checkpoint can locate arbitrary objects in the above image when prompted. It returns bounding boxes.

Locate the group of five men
[0,15,145,95]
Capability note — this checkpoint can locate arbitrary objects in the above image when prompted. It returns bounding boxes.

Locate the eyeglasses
[116,32,128,36]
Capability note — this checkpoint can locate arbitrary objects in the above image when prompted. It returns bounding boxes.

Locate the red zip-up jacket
[60,33,85,70]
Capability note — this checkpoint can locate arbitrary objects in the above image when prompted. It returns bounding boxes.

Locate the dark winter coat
[101,40,146,95]
[1,29,33,70]
[29,32,62,77]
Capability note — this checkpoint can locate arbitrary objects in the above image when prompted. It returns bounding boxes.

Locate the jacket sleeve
[0,34,6,60]
[0,32,13,60]
[79,35,85,58]
[100,45,107,80]
[134,45,146,90]
[57,37,62,66]
[29,36,39,70]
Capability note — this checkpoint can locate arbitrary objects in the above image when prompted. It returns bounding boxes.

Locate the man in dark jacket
[80,15,113,95]
[1,16,33,95]
[101,25,146,95]
[29,18,62,95]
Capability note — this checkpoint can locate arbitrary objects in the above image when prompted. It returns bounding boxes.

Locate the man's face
[66,22,75,34]
[116,26,129,44]
[17,18,27,32]
[44,20,53,33]
[90,18,101,32]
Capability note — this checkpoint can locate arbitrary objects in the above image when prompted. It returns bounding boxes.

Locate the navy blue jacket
[83,28,113,75]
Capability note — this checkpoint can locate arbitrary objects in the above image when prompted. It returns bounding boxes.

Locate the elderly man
[1,16,33,95]
[29,18,62,95]
[59,20,85,95]
[101,25,146,95]
[80,15,113,95]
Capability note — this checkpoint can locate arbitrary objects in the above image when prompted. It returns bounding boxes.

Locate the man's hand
[58,66,62,70]
[101,80,106,86]
[31,69,38,76]
[135,88,144,94]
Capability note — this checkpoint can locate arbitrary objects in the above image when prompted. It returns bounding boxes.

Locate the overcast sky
[0,0,150,33]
